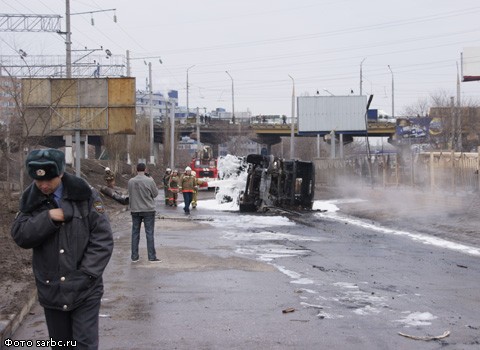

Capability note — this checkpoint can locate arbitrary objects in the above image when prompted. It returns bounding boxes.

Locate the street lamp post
[288,74,295,159]
[186,65,195,119]
[388,65,394,119]
[225,71,235,124]
[360,57,366,95]
[147,61,155,164]
[170,98,175,170]
[142,59,164,164]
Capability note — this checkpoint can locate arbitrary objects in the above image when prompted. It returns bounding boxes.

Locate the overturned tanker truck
[238,154,315,213]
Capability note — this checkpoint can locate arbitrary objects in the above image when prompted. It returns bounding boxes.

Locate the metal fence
[314,149,480,193]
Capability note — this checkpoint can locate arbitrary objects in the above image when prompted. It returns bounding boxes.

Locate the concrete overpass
[42,120,395,157]
[153,119,396,146]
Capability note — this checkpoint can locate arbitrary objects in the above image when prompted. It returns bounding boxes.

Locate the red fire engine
[190,145,218,188]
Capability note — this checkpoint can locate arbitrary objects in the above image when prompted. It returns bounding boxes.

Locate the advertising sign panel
[298,95,367,133]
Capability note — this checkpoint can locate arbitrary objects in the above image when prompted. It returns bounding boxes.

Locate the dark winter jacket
[11,172,114,311]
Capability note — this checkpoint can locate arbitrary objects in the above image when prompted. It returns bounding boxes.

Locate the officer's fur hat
[26,149,65,180]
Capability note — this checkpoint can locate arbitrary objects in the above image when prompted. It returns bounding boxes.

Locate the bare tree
[1,71,84,189]
[103,134,128,174]
[401,89,480,151]
[129,117,150,170]
[402,97,430,117]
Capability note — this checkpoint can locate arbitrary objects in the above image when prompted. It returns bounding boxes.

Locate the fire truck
[190,145,218,188]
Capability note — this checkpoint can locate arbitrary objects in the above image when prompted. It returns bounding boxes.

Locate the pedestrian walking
[11,148,114,350]
[127,163,160,263]
[180,166,197,215]
[162,168,172,205]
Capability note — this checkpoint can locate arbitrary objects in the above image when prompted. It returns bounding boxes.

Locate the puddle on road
[127,246,275,273]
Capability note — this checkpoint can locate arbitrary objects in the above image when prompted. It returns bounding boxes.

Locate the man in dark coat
[11,149,114,350]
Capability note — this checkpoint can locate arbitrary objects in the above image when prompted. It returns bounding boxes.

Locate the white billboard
[297,95,368,133]
[462,47,480,82]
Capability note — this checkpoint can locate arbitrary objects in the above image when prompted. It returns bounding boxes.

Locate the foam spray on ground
[207,154,248,209]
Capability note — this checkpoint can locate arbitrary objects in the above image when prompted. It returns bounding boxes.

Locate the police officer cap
[185,166,192,171]
[26,148,65,180]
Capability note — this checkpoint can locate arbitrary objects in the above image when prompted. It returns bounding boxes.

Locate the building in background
[0,76,19,125]
[135,89,178,121]
[219,136,267,157]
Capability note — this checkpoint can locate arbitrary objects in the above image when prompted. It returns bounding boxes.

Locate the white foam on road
[275,265,315,285]
[211,212,295,230]
[199,196,474,324]
[314,200,480,257]
[198,198,239,211]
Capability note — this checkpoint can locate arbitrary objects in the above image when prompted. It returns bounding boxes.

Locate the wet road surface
[8,191,480,349]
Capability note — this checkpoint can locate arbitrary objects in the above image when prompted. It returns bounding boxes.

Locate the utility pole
[65,0,72,78]
[64,0,75,173]
[65,0,117,175]
[288,74,295,159]
[225,71,235,124]
[196,106,201,146]
[388,65,394,119]
[148,62,155,164]
[456,62,462,151]
[186,65,195,120]
[360,58,366,95]
[450,96,455,150]
[170,99,175,170]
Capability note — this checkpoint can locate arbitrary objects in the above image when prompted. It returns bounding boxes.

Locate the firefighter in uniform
[191,170,198,208]
[167,169,180,206]
[191,170,207,209]
[162,168,172,205]
[179,166,197,214]
[104,167,115,188]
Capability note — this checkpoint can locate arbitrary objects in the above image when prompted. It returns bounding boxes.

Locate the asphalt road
[7,190,480,349]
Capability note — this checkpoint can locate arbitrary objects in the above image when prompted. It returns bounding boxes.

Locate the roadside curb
[0,289,37,350]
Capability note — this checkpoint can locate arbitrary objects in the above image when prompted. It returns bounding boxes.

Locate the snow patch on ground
[275,265,314,285]
[395,311,438,326]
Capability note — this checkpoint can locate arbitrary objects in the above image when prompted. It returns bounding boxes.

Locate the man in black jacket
[11,149,114,350]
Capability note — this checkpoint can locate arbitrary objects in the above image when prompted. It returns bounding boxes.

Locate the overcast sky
[1,0,480,117]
